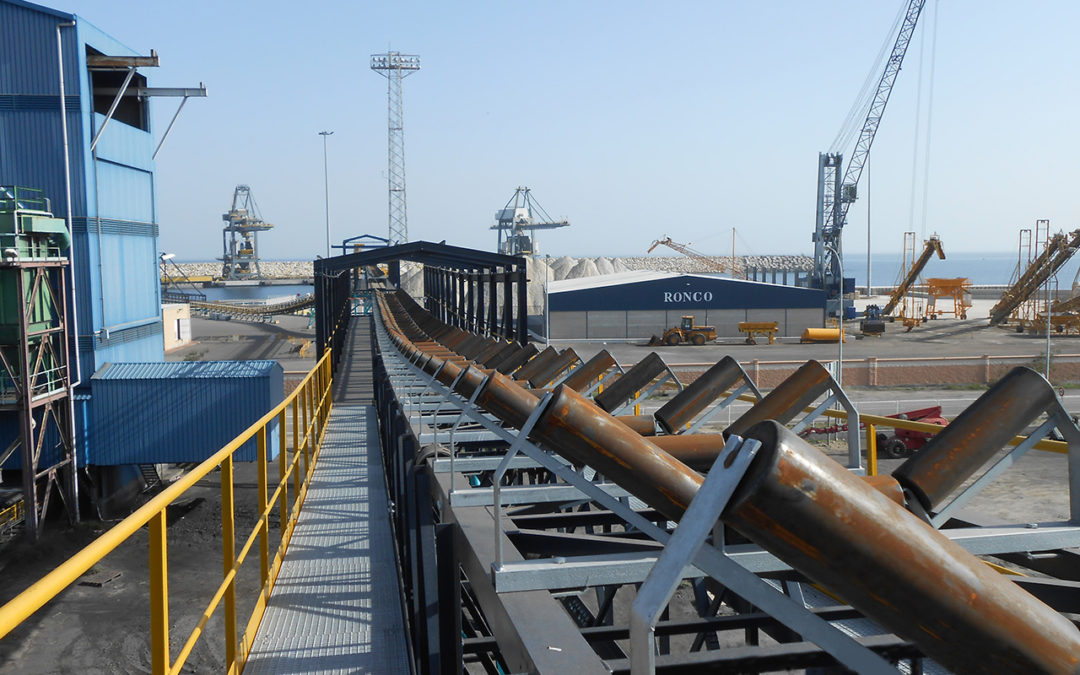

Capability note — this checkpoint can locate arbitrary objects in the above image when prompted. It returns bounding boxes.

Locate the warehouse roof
[549,271,807,293]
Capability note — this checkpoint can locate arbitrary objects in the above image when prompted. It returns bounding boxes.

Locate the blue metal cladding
[0,1,163,384]
[89,361,285,465]
[550,275,827,312]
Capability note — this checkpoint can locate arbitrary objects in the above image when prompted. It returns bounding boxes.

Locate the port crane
[647,236,746,278]
[220,185,273,280]
[882,234,945,316]
[490,187,569,256]
[813,0,926,318]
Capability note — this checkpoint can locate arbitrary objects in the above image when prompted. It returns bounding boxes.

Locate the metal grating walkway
[246,320,410,674]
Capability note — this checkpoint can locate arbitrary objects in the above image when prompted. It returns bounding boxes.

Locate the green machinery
[0,186,76,540]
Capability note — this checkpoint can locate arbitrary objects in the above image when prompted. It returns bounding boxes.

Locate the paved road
[551,315,1077,364]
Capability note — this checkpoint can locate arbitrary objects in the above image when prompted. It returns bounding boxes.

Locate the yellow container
[801,327,845,343]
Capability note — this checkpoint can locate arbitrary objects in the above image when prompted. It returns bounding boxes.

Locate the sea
[855,251,1080,289]
[198,284,313,302]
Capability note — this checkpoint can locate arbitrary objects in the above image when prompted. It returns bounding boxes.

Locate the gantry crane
[490,187,569,256]
[220,185,273,280]
[813,0,926,318]
[882,234,945,316]
[989,228,1080,326]
[648,236,746,278]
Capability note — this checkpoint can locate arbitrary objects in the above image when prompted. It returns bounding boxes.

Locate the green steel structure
[0,186,76,539]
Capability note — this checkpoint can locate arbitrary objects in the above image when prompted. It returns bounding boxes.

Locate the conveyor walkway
[245,320,410,674]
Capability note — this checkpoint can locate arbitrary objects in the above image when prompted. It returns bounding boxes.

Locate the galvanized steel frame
[369,300,922,673]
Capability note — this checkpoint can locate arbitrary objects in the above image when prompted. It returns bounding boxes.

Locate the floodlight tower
[370,51,420,246]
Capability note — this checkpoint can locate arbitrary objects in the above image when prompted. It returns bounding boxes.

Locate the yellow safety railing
[0,349,334,675]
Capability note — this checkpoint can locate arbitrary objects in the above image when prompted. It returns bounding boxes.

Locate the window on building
[87,46,149,132]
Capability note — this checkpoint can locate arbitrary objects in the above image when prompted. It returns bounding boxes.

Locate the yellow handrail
[0,349,334,675]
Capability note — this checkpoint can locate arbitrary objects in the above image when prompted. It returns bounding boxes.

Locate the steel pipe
[562,350,616,392]
[893,366,1059,512]
[512,346,559,382]
[527,348,580,388]
[729,421,1080,674]
[725,360,832,437]
[655,356,745,434]
[481,341,520,368]
[594,352,667,413]
[493,343,538,375]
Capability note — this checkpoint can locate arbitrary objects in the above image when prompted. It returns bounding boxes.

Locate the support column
[516,263,528,345]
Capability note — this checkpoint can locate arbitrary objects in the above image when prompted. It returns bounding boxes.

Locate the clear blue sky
[55,0,1080,262]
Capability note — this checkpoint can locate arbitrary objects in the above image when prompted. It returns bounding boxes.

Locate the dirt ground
[0,459,289,674]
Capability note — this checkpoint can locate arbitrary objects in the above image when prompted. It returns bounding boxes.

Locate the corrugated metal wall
[0,2,165,385]
[90,361,285,465]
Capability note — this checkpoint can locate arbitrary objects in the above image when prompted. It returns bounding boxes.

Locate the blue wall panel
[550,276,826,312]
[94,160,154,222]
[90,361,284,465]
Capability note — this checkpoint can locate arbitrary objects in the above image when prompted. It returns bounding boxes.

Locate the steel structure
[371,52,421,246]
[490,186,570,256]
[220,185,273,280]
[881,233,944,316]
[0,187,76,540]
[647,236,745,278]
[358,287,1080,673]
[990,223,1080,326]
[813,0,926,317]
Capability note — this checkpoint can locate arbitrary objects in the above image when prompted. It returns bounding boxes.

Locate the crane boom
[648,236,745,278]
[882,235,944,316]
[814,0,926,317]
[831,0,926,233]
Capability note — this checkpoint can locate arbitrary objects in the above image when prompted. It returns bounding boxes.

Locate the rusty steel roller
[593,352,667,413]
[893,366,1059,512]
[561,350,617,392]
[725,360,832,437]
[512,346,560,382]
[655,356,746,434]
[527,348,580,388]
[472,340,507,365]
[612,414,657,437]
[480,342,520,368]
[535,384,703,518]
[493,343,538,375]
[728,421,1080,674]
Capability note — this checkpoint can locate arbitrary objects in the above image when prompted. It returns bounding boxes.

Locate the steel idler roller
[725,360,832,437]
[893,366,1059,512]
[727,420,1080,674]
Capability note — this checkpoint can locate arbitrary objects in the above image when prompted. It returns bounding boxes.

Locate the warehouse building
[548,271,825,340]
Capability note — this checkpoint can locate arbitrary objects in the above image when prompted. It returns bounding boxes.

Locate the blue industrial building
[548,271,826,339]
[0,0,164,380]
[0,0,279,519]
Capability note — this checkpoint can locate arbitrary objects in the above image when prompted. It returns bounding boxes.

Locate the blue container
[89,360,284,465]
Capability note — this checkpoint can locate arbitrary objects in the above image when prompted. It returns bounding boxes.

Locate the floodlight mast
[370,52,420,246]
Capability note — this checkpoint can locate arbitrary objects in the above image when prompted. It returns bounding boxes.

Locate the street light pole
[545,254,551,346]
[825,244,843,388]
[319,130,334,257]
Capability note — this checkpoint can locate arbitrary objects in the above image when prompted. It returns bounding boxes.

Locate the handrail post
[292,396,301,499]
[257,427,269,586]
[301,379,311,475]
[867,423,878,476]
[221,455,238,671]
[278,409,288,540]
[149,510,170,675]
